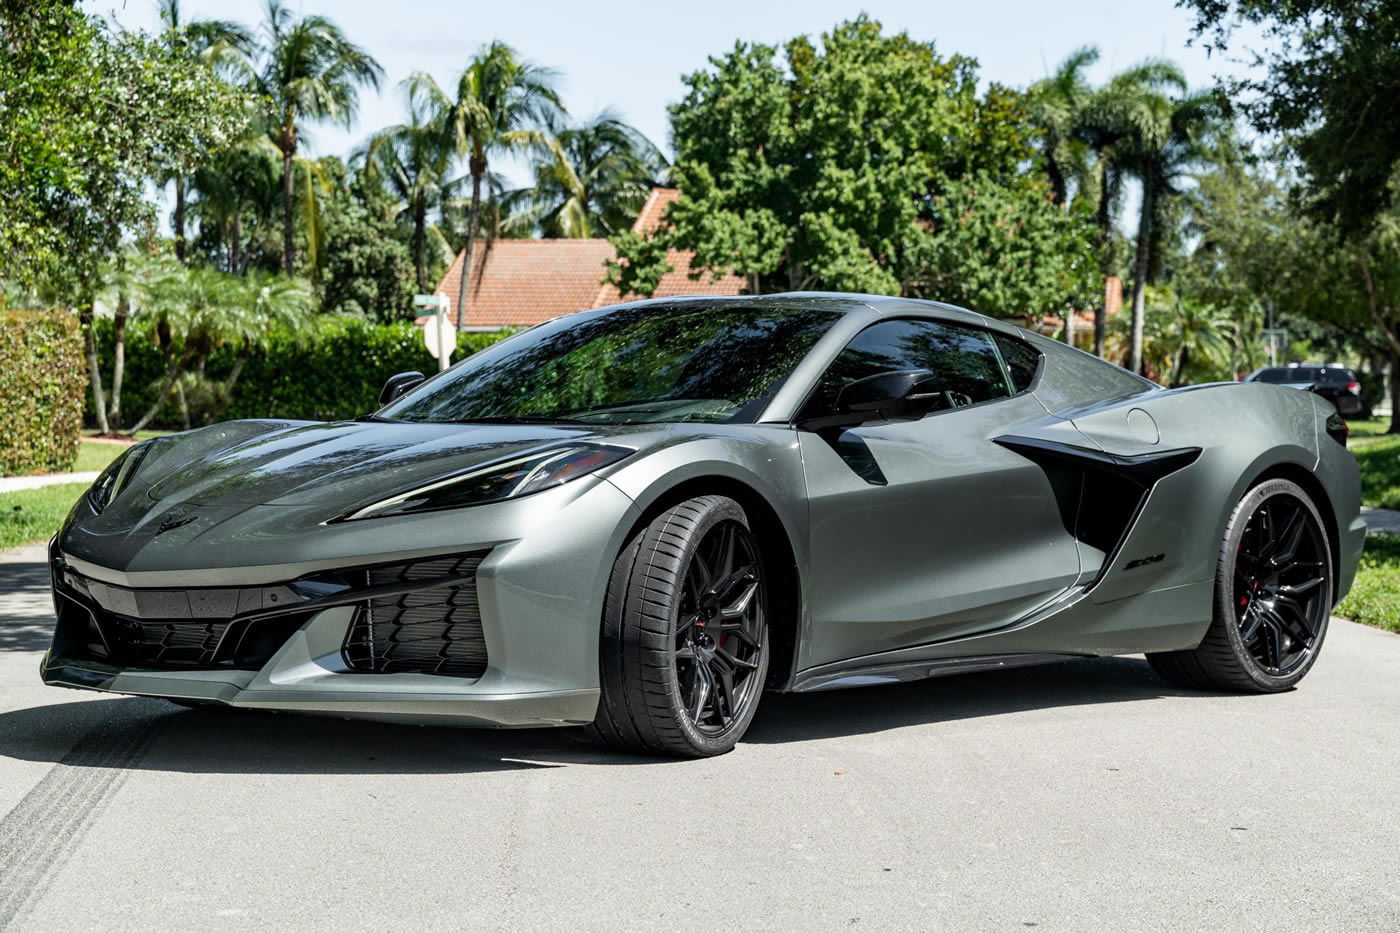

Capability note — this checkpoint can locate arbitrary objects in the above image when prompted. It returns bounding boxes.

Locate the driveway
[2,548,1398,932]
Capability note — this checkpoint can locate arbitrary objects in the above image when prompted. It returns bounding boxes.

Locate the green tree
[1182,0,1400,235]
[610,17,1096,323]
[1120,86,1225,374]
[362,84,461,292]
[316,159,417,319]
[1028,46,1099,208]
[409,42,563,332]
[188,140,283,275]
[507,113,666,238]
[0,0,248,434]
[249,0,382,275]
[155,0,252,264]
[128,264,313,433]
[1075,59,1187,355]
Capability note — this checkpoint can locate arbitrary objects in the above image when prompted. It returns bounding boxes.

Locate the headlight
[87,442,153,514]
[341,443,633,521]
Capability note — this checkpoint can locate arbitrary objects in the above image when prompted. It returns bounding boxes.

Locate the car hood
[130,419,637,513]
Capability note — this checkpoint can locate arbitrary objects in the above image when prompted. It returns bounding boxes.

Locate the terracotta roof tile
[434,188,746,329]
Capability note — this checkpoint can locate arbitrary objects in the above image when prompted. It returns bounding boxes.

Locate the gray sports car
[44,294,1365,757]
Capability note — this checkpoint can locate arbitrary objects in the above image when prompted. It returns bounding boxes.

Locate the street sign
[1260,328,1288,366]
[423,312,457,363]
[413,294,442,308]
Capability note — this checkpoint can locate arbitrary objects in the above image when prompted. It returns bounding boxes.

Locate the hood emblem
[155,510,198,536]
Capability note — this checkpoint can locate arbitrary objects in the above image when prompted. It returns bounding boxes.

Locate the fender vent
[341,552,489,677]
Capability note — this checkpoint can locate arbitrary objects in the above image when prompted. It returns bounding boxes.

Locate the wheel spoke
[713,662,736,722]
[719,578,758,620]
[1270,506,1307,564]
[675,644,697,661]
[688,665,713,722]
[716,646,758,671]
[1240,607,1264,643]
[1276,576,1324,597]
[1259,608,1288,668]
[1272,595,1316,641]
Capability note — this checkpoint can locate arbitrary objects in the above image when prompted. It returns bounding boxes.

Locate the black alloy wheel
[674,519,766,734]
[588,495,771,757]
[1232,493,1330,675]
[1147,479,1333,692]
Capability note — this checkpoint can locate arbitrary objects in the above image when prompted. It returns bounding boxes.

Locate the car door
[797,318,1082,669]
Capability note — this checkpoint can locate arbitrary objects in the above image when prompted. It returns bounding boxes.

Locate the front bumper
[43,476,641,727]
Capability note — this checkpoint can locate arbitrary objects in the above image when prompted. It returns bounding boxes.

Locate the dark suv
[1245,364,1362,417]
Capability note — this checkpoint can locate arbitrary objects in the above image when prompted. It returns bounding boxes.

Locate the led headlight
[87,441,153,514]
[342,443,633,521]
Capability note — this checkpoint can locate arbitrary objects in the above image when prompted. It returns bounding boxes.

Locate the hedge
[88,317,508,429]
[1,310,86,475]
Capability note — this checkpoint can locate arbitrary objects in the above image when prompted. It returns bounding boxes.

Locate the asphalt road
[2,546,1399,932]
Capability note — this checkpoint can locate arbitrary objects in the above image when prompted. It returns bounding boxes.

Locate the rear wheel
[586,495,769,757]
[1147,479,1332,692]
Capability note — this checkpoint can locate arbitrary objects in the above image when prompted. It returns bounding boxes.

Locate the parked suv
[1245,364,1362,417]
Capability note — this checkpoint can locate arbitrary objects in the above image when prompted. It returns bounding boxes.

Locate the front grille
[105,616,231,667]
[341,553,489,677]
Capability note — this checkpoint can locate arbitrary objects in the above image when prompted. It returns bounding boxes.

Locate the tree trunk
[174,174,187,264]
[127,347,195,435]
[1171,344,1189,388]
[282,148,296,275]
[231,211,242,276]
[1064,310,1075,347]
[1047,152,1067,207]
[455,168,484,335]
[80,302,110,435]
[414,200,426,293]
[1390,352,1400,435]
[175,379,192,431]
[1093,162,1114,358]
[1129,168,1154,376]
[107,292,129,429]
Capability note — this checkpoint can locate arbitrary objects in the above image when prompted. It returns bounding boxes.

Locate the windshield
[380,302,842,425]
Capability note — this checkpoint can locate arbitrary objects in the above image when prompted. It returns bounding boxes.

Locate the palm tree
[189,140,282,275]
[1121,88,1224,375]
[127,265,313,434]
[1028,47,1098,209]
[362,83,461,292]
[1076,60,1190,359]
[410,42,563,332]
[508,112,666,238]
[250,0,382,275]
[156,0,252,263]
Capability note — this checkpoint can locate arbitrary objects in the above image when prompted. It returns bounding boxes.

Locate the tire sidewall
[662,498,770,755]
[1216,479,1332,690]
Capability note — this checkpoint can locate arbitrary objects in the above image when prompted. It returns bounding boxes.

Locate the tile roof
[433,188,746,329]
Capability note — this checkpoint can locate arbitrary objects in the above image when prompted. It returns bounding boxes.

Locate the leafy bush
[88,316,507,427]
[1,310,85,475]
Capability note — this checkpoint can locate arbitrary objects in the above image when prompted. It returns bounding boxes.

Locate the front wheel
[586,495,770,757]
[1147,478,1333,692]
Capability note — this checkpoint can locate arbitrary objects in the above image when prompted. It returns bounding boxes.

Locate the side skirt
[790,652,1088,693]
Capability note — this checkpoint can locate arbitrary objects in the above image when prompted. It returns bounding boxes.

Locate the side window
[993,333,1043,393]
[801,319,1013,419]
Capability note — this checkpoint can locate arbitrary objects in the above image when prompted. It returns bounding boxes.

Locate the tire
[586,495,770,757]
[1147,478,1332,692]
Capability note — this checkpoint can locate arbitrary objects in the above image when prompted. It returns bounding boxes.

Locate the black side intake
[341,553,490,677]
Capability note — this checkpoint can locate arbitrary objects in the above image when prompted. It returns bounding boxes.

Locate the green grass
[0,483,87,550]
[1354,434,1400,509]
[73,440,126,473]
[1337,534,1400,633]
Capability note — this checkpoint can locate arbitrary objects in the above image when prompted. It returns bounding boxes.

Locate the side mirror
[800,369,940,431]
[378,371,425,406]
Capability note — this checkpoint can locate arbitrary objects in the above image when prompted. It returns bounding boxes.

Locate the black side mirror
[801,369,939,431]
[379,371,425,406]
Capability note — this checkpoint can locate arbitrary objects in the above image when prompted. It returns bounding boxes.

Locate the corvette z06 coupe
[43,294,1365,757]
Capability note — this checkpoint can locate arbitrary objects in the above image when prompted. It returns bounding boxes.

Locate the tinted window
[381,303,841,425]
[801,319,1013,418]
[993,333,1042,393]
[1253,367,1322,384]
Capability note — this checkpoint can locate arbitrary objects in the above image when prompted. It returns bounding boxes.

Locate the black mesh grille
[103,616,232,667]
[341,553,489,677]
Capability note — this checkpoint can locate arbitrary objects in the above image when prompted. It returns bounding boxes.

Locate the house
[432,188,746,330]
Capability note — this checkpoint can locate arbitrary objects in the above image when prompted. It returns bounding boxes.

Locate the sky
[85,0,1268,207]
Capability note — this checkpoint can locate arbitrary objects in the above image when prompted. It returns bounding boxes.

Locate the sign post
[413,294,455,372]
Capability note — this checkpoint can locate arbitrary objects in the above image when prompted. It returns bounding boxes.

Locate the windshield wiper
[443,415,574,424]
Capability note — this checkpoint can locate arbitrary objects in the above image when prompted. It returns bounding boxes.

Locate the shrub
[1,310,85,475]
[88,316,508,428]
